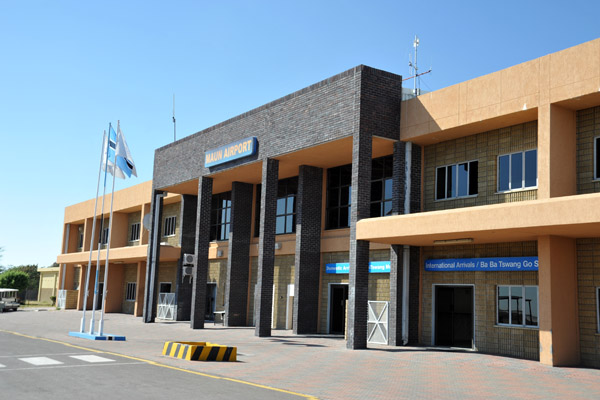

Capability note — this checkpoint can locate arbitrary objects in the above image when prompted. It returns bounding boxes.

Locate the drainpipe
[402,142,412,345]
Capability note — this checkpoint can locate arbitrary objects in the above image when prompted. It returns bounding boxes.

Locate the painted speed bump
[163,341,237,362]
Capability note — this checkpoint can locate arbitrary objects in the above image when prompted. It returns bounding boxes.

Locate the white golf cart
[0,288,20,312]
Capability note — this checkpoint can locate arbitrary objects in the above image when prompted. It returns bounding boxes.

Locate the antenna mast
[172,94,176,142]
[409,35,420,96]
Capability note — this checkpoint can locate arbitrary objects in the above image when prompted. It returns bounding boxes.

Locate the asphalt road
[0,331,306,400]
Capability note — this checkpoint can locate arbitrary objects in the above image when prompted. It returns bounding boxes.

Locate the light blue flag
[101,127,125,179]
[115,122,137,178]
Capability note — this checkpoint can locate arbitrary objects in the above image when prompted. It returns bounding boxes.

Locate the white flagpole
[98,145,118,336]
[80,131,107,333]
[89,124,112,334]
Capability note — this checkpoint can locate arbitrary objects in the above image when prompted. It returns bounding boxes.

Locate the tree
[14,265,40,291]
[0,246,4,274]
[0,269,29,291]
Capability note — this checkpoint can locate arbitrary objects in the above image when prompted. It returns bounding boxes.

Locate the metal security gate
[367,301,389,345]
[157,293,177,320]
[57,290,67,309]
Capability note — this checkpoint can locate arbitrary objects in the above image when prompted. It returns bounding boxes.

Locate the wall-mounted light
[274,242,282,250]
[433,238,474,245]
[217,250,224,257]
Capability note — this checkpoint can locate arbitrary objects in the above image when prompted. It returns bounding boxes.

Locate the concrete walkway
[2,309,599,400]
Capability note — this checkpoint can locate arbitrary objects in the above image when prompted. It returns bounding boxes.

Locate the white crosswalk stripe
[19,357,63,366]
[69,355,115,363]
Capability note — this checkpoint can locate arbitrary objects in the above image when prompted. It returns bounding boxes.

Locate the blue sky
[1,0,599,268]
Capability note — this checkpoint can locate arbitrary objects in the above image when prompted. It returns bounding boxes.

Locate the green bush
[0,269,29,292]
[50,295,56,306]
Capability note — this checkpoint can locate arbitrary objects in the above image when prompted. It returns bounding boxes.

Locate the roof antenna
[172,94,176,142]
[406,35,432,96]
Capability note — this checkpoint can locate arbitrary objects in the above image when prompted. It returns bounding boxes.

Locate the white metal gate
[367,301,389,345]
[157,292,176,320]
[57,290,67,309]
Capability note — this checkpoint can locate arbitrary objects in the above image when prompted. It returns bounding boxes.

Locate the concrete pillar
[293,165,323,334]
[347,131,371,350]
[255,158,279,337]
[190,177,212,329]
[105,263,124,313]
[225,182,254,326]
[176,194,197,321]
[538,235,580,366]
[143,190,163,323]
[134,261,146,317]
[537,104,577,199]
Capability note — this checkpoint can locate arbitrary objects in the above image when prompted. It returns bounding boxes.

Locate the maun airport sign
[205,137,257,168]
[425,256,538,272]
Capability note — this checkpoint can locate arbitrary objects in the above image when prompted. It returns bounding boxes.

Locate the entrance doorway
[205,283,217,321]
[329,284,348,334]
[434,285,474,348]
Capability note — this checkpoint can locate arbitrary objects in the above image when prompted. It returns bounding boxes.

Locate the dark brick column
[255,158,278,337]
[143,190,163,323]
[190,177,212,329]
[389,141,405,345]
[225,181,253,326]
[175,194,197,321]
[293,165,323,334]
[347,131,372,349]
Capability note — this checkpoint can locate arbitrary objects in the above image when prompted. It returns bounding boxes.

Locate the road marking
[0,361,144,372]
[70,355,115,363]
[19,357,63,366]
[0,329,317,400]
[0,364,5,368]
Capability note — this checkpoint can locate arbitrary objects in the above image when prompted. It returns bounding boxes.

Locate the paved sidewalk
[2,309,599,400]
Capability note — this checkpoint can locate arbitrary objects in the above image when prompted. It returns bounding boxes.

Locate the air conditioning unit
[182,266,194,276]
[183,253,196,265]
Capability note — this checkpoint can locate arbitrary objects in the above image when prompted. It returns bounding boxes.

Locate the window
[595,136,600,181]
[276,177,297,234]
[497,285,538,327]
[371,156,393,217]
[210,192,231,241]
[130,222,140,242]
[163,216,176,237]
[125,282,136,301]
[77,226,84,249]
[436,160,478,200]
[326,164,352,229]
[497,149,537,192]
[159,282,172,293]
[100,227,109,245]
[597,287,600,333]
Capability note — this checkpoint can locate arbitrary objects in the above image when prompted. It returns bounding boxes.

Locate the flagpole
[98,123,119,336]
[80,131,107,333]
[89,123,112,334]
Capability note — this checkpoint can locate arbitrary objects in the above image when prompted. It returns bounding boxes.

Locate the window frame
[325,164,352,230]
[496,285,539,328]
[370,155,394,217]
[594,136,600,181]
[597,287,600,333]
[435,159,478,201]
[100,227,109,245]
[125,282,136,301]
[210,191,232,241]
[163,215,177,237]
[497,149,538,193]
[275,177,298,235]
[130,222,141,242]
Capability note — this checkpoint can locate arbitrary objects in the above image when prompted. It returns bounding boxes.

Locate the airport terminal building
[58,39,600,368]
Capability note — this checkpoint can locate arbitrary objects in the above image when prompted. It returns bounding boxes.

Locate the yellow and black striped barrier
[162,341,237,362]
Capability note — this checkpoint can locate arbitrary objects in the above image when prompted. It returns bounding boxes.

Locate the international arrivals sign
[205,137,258,168]
[425,256,538,272]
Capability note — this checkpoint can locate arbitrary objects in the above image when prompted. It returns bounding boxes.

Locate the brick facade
[576,238,600,368]
[576,107,600,194]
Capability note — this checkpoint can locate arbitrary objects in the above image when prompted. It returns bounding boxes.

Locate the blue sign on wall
[205,137,257,168]
[325,261,391,274]
[425,257,538,272]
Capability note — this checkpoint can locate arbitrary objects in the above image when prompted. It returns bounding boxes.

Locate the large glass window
[130,222,140,242]
[276,177,297,234]
[125,282,136,301]
[497,149,537,192]
[436,160,478,200]
[100,227,109,245]
[326,164,352,229]
[371,156,393,217]
[210,192,231,241]
[497,285,538,327]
